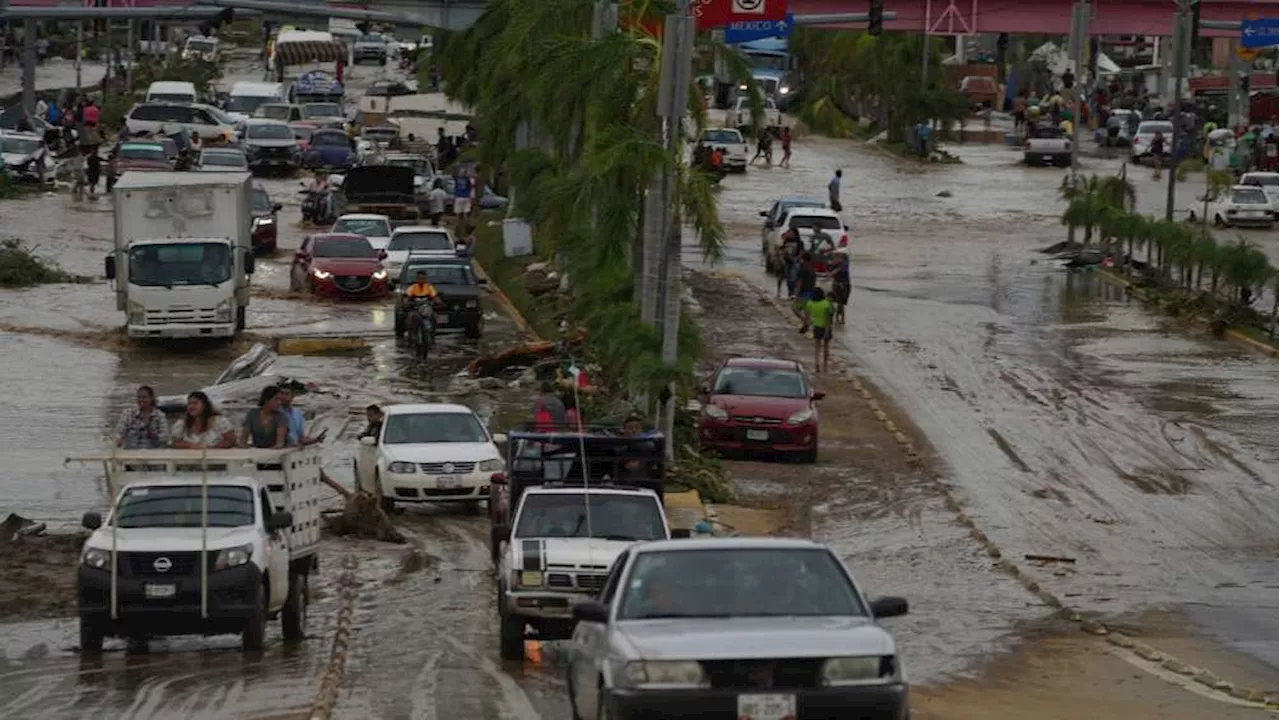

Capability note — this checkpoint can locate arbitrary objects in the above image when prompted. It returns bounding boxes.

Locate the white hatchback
[361,403,506,512]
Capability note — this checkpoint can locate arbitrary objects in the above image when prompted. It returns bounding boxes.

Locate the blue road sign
[1240,17,1279,48]
[725,14,794,44]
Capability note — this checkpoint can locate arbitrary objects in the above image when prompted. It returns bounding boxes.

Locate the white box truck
[69,448,324,652]
[106,172,255,339]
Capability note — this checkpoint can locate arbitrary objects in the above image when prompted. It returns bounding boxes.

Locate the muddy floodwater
[0,57,1276,718]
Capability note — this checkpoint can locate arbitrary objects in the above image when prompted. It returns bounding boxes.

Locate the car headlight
[703,404,728,420]
[479,458,503,472]
[214,544,254,571]
[82,547,109,569]
[514,570,543,587]
[214,299,233,322]
[372,269,388,280]
[253,216,274,228]
[313,269,332,280]
[821,656,897,686]
[465,299,478,309]
[387,461,416,473]
[127,300,146,325]
[621,661,708,689]
[787,408,814,425]
[780,86,791,95]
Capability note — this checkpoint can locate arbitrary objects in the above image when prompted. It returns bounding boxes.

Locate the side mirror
[267,511,294,531]
[671,527,692,539]
[104,255,116,280]
[295,250,308,260]
[477,277,489,285]
[244,252,255,275]
[272,203,283,213]
[82,511,102,530]
[758,210,768,217]
[378,249,388,260]
[572,600,610,624]
[491,433,507,444]
[811,390,826,401]
[869,596,909,618]
[359,435,376,447]
[489,472,508,485]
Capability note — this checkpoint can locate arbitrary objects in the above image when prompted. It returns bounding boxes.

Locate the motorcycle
[299,184,336,226]
[405,297,442,360]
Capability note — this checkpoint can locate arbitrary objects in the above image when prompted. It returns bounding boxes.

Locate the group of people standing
[750,125,793,169]
[114,383,324,451]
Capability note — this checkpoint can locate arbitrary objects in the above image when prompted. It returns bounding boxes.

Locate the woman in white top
[171,391,237,449]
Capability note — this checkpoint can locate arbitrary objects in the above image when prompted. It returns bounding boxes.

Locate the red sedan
[289,233,390,299]
[697,357,823,462]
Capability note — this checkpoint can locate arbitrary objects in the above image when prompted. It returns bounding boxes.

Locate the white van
[146,81,198,104]
[225,82,287,123]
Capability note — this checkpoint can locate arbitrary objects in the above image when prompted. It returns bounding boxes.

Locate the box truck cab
[106,172,255,339]
[70,448,323,652]
[225,82,288,123]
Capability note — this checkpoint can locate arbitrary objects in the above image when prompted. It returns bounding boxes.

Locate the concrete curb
[472,260,542,342]
[754,286,1278,711]
[1097,268,1279,361]
[308,554,361,720]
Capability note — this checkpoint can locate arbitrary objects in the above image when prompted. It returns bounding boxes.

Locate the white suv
[361,403,506,513]
[494,485,673,660]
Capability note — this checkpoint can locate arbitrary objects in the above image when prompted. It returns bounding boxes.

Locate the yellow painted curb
[664,489,705,511]
[277,337,368,355]
[472,260,542,341]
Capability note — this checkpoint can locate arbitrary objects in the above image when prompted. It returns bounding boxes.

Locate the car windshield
[334,217,391,238]
[187,39,216,53]
[1232,188,1268,205]
[703,130,741,144]
[1138,122,1173,135]
[359,34,382,43]
[202,151,246,166]
[1244,174,1278,187]
[382,412,488,444]
[313,237,377,258]
[312,132,349,147]
[250,188,272,212]
[618,548,864,620]
[779,200,824,217]
[2,136,41,155]
[403,264,474,285]
[788,214,841,231]
[247,123,293,140]
[257,105,293,120]
[129,242,231,287]
[304,103,341,118]
[713,367,807,398]
[388,231,452,252]
[745,53,786,71]
[114,485,254,528]
[119,144,167,161]
[227,95,271,114]
[515,494,666,541]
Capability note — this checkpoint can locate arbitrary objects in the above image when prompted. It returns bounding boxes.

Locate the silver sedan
[566,537,911,720]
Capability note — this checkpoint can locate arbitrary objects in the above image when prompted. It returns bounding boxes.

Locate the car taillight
[839,234,848,247]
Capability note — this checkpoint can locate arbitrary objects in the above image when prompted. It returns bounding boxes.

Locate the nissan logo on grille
[153,556,173,573]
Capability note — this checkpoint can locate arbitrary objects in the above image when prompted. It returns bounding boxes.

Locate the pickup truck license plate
[436,313,449,323]
[738,693,796,720]
[1042,155,1054,161]
[436,476,459,489]
[145,583,176,599]
[745,429,770,441]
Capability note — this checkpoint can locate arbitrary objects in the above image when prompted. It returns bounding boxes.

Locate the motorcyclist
[304,171,334,223]
[405,270,439,301]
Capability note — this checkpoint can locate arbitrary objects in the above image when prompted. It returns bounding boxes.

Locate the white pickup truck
[71,448,323,652]
[493,484,686,660]
[725,95,781,131]
[1023,122,1072,167]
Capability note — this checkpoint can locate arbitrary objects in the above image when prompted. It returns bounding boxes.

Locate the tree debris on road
[323,492,406,544]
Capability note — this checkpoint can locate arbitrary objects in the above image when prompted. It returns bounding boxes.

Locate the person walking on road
[779,126,792,168]
[828,169,842,212]
[1150,131,1166,180]
[798,287,835,373]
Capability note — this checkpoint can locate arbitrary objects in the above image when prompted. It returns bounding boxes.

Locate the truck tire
[242,581,268,652]
[236,307,246,332]
[281,571,308,642]
[498,591,524,661]
[79,618,104,654]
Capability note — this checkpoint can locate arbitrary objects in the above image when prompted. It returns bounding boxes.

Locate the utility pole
[75,21,83,91]
[653,2,694,456]
[21,18,35,115]
[1067,0,1089,187]
[1165,3,1191,221]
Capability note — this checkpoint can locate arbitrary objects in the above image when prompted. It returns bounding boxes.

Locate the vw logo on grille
[153,556,173,573]
[441,463,455,474]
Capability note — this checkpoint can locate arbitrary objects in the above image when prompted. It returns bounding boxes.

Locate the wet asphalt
[0,56,1276,718]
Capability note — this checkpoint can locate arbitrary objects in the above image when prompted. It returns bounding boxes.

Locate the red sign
[692,0,787,31]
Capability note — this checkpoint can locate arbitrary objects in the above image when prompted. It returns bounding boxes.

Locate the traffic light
[868,0,884,36]
[1088,36,1099,74]
[996,33,1009,53]
[1239,72,1251,97]
[1189,0,1201,41]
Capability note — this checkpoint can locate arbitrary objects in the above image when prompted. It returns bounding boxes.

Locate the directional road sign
[725,14,794,43]
[1240,17,1278,48]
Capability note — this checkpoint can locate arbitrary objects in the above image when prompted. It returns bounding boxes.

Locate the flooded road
[701,134,1278,680]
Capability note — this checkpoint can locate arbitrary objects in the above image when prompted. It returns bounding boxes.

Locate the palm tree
[1187,227,1219,292]
[1219,240,1274,307]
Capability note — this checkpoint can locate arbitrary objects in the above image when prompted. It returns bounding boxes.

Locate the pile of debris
[323,492,406,544]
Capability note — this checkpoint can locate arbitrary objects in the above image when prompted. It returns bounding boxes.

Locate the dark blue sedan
[301,129,357,170]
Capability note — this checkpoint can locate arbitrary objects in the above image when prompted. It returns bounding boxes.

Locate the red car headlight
[786,408,815,425]
[703,405,729,420]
